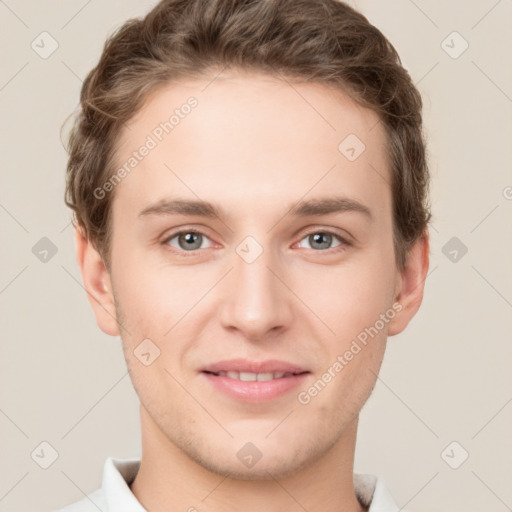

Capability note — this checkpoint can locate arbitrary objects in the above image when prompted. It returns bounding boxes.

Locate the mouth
[202,370,307,381]
[200,359,310,403]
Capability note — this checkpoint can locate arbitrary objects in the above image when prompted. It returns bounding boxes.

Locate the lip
[200,359,310,403]
[201,358,308,374]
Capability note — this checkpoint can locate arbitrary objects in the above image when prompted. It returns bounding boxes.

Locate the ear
[74,227,120,337]
[388,230,430,336]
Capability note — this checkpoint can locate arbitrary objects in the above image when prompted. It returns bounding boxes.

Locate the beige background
[1,1,511,511]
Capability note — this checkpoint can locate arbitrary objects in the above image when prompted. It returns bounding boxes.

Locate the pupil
[311,233,330,250]
[181,232,201,250]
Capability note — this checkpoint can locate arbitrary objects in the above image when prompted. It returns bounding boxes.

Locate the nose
[218,240,294,341]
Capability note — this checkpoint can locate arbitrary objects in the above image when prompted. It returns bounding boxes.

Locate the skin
[75,69,429,512]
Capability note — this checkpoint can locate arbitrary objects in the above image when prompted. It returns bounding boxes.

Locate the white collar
[62,456,402,511]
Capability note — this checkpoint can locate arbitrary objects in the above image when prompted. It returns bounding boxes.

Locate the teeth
[216,371,293,381]
[239,372,257,381]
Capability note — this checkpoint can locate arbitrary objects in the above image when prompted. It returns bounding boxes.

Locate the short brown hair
[63,0,431,271]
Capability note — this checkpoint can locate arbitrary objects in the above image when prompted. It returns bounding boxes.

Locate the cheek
[302,262,395,409]
[112,258,207,384]
[305,323,387,419]
[319,262,394,409]
[307,259,395,339]
[111,251,196,337]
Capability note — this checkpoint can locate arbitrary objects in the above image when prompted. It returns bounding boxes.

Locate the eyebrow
[138,196,373,221]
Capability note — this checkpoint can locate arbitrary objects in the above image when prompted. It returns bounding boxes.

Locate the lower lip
[201,372,310,403]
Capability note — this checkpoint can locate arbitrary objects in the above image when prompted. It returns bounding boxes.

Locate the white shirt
[55,457,404,512]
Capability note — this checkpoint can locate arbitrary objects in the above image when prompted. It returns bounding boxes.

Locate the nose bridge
[219,234,292,339]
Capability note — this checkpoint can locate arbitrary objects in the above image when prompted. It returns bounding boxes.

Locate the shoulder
[53,487,106,512]
[354,472,414,512]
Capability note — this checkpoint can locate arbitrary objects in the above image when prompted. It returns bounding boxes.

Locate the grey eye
[299,232,342,251]
[167,231,211,251]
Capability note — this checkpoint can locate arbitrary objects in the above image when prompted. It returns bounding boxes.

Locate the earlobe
[388,231,430,336]
[74,228,121,337]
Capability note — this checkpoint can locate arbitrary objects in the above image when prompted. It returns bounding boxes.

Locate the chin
[181,434,329,481]
[194,453,310,481]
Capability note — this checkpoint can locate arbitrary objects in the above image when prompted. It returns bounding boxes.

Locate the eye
[162,228,350,256]
[296,230,349,252]
[163,229,214,253]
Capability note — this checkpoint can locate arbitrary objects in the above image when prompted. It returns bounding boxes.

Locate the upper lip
[201,359,309,374]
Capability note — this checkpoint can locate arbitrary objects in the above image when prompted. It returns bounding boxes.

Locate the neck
[130,404,366,512]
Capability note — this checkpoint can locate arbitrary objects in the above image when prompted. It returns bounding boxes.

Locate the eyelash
[161,227,352,257]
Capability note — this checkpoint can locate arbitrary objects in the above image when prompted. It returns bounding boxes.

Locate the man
[57,0,430,510]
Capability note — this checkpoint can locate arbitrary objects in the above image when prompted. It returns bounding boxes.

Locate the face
[80,69,427,479]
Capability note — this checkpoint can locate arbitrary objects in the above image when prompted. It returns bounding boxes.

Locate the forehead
[111,70,390,223]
